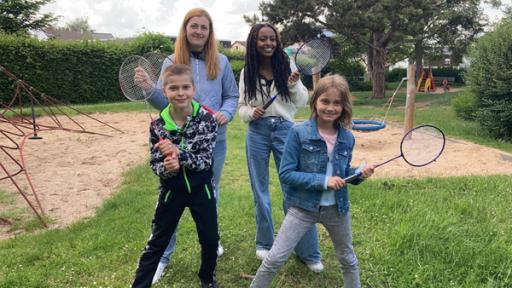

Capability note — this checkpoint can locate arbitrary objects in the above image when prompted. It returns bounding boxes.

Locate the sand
[1,112,511,239]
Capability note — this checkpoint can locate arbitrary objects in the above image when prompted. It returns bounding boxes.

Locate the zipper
[204,184,211,199]
[179,120,192,193]
[195,58,200,94]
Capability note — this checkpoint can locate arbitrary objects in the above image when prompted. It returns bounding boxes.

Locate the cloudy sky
[40,0,264,41]
[40,0,509,42]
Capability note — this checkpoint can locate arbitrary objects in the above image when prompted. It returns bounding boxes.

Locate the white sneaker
[152,262,167,284]
[306,261,324,273]
[256,249,269,261]
[217,242,224,257]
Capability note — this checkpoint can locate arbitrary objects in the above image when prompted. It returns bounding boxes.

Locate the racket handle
[262,94,278,110]
[343,172,362,184]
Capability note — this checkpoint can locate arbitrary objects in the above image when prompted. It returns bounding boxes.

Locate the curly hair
[242,23,291,103]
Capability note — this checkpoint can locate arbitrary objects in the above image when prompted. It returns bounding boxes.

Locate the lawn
[0,89,511,287]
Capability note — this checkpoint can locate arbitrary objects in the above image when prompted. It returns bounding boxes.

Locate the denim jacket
[147,53,239,141]
[279,119,363,215]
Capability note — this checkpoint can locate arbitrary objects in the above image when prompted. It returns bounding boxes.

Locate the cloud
[41,0,261,41]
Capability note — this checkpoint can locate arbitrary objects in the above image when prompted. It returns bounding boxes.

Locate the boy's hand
[360,164,375,179]
[164,155,180,172]
[327,176,346,190]
[155,139,179,157]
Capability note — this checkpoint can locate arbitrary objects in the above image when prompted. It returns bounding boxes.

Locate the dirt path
[0,112,511,239]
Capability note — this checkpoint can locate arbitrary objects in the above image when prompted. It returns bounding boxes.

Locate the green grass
[1,89,512,287]
[0,189,46,233]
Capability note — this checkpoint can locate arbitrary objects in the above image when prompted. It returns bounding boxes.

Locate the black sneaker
[200,280,218,288]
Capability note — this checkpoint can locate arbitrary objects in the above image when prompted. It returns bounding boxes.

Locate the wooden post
[404,63,416,135]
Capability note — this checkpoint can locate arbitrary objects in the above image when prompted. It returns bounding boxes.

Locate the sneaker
[200,280,218,288]
[217,242,224,257]
[152,262,167,284]
[306,261,324,273]
[256,249,269,261]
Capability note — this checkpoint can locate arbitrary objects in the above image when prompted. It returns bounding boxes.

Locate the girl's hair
[162,64,194,87]
[310,74,353,129]
[243,23,291,103]
[174,8,219,80]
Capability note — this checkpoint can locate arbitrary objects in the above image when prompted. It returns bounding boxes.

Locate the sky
[40,0,264,41]
[40,0,509,42]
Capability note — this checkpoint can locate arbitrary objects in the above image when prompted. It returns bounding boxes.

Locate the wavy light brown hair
[309,74,353,129]
[174,8,219,80]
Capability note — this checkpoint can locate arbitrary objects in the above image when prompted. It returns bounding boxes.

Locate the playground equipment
[416,67,436,92]
[352,77,407,132]
[0,64,122,227]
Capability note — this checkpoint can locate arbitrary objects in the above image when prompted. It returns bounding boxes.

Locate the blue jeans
[158,129,227,266]
[251,206,360,288]
[247,117,320,264]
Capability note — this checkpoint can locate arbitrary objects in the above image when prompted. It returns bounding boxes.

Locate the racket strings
[119,55,156,101]
[294,39,331,75]
[142,52,167,81]
[401,126,445,166]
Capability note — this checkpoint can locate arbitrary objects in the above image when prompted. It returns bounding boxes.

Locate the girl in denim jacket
[250,75,375,288]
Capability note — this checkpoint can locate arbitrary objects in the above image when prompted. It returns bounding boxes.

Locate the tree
[406,1,489,80]
[257,0,493,99]
[0,0,56,35]
[64,16,94,34]
[466,20,512,139]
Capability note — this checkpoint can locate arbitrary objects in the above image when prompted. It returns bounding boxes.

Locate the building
[231,41,246,52]
[40,27,114,41]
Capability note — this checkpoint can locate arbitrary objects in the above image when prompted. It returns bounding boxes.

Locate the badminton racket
[263,38,331,110]
[118,55,158,101]
[344,125,446,183]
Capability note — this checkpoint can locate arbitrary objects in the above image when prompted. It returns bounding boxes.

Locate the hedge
[0,33,172,105]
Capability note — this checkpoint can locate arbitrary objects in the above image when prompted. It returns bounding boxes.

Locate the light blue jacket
[279,119,364,215]
[147,52,239,139]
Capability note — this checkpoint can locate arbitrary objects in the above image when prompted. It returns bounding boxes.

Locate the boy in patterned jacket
[132,64,219,288]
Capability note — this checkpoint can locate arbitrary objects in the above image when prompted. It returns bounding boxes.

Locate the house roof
[42,27,114,41]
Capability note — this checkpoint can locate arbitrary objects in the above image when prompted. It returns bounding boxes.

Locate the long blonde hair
[309,75,353,129]
[174,8,219,80]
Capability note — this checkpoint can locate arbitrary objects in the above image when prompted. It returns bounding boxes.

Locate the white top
[238,68,309,123]
[319,130,338,206]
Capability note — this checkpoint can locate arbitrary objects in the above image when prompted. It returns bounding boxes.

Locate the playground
[1,110,511,240]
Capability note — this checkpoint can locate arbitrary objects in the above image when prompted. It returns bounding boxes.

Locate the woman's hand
[252,107,265,120]
[214,111,229,125]
[288,70,300,85]
[134,66,155,91]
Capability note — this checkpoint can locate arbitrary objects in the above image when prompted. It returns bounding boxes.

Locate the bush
[386,68,406,82]
[466,20,512,140]
[229,59,244,83]
[0,34,176,105]
[128,32,174,56]
[386,67,466,84]
[451,91,478,120]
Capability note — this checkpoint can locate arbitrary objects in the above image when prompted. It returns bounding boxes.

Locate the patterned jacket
[149,100,217,193]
